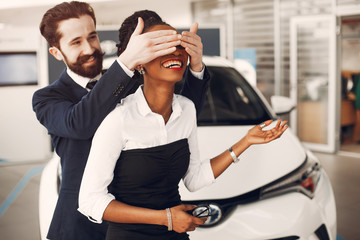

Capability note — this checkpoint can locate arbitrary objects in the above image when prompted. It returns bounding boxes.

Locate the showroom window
[191,0,333,99]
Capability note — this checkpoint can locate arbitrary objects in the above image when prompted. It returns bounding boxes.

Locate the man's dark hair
[116,10,168,56]
[40,1,96,48]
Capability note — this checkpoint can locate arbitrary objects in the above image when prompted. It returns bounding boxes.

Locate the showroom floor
[0,151,359,240]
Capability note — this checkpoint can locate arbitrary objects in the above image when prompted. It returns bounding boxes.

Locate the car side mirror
[271,95,296,115]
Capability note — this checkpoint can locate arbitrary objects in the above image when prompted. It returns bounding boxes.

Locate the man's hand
[180,22,204,72]
[118,17,181,70]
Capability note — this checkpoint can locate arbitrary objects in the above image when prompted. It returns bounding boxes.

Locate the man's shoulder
[35,69,67,90]
[33,78,67,97]
[32,73,83,107]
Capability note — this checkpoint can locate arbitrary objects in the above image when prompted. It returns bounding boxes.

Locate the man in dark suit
[32,2,209,240]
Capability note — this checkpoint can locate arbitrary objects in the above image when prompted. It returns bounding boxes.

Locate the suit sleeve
[179,66,210,116]
[32,61,139,140]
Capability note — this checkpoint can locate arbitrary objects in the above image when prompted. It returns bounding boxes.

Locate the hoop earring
[138,67,145,75]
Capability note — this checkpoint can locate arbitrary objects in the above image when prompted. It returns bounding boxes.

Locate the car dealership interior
[0,0,360,239]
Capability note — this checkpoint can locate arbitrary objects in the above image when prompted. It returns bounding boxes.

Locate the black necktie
[86,81,97,90]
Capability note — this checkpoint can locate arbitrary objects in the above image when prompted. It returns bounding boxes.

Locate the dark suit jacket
[32,61,210,240]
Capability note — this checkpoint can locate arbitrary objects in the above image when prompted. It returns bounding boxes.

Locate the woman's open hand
[245,119,288,145]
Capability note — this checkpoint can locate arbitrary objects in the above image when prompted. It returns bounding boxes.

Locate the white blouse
[78,86,215,223]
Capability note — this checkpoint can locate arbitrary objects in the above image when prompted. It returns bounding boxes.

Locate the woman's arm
[210,119,288,178]
[183,119,288,191]
[103,201,166,225]
[103,201,204,233]
[78,107,125,222]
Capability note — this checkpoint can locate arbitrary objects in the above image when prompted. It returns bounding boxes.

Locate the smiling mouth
[79,55,97,66]
[162,59,183,69]
[85,56,95,64]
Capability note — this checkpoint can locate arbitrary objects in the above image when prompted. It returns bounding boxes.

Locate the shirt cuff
[78,194,115,224]
[116,59,135,78]
[189,66,205,80]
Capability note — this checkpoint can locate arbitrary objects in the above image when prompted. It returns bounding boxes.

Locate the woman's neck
[143,82,175,124]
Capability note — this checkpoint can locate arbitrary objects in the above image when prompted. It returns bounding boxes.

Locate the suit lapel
[58,70,89,102]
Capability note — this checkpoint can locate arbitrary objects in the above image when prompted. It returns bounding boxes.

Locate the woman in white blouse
[78,10,288,240]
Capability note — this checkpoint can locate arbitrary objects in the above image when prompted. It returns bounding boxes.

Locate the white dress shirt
[78,86,215,223]
[67,68,101,90]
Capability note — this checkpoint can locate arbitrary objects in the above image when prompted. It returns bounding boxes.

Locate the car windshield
[177,66,272,126]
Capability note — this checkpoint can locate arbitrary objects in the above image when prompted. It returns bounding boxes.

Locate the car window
[177,66,271,126]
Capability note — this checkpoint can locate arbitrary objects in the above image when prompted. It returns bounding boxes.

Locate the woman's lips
[162,59,183,70]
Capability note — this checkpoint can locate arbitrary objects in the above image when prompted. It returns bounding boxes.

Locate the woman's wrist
[232,137,251,156]
[243,134,252,148]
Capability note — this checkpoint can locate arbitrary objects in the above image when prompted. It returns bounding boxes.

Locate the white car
[39,56,336,240]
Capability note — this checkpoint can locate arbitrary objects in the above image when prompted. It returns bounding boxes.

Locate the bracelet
[166,208,172,231]
[228,147,240,163]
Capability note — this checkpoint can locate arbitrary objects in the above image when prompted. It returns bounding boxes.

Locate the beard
[63,49,104,78]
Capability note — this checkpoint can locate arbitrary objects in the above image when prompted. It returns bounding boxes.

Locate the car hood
[179,123,306,200]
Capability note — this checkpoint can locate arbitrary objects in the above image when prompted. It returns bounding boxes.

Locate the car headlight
[260,154,321,199]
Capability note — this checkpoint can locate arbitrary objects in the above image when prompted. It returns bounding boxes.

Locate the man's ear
[49,47,64,61]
